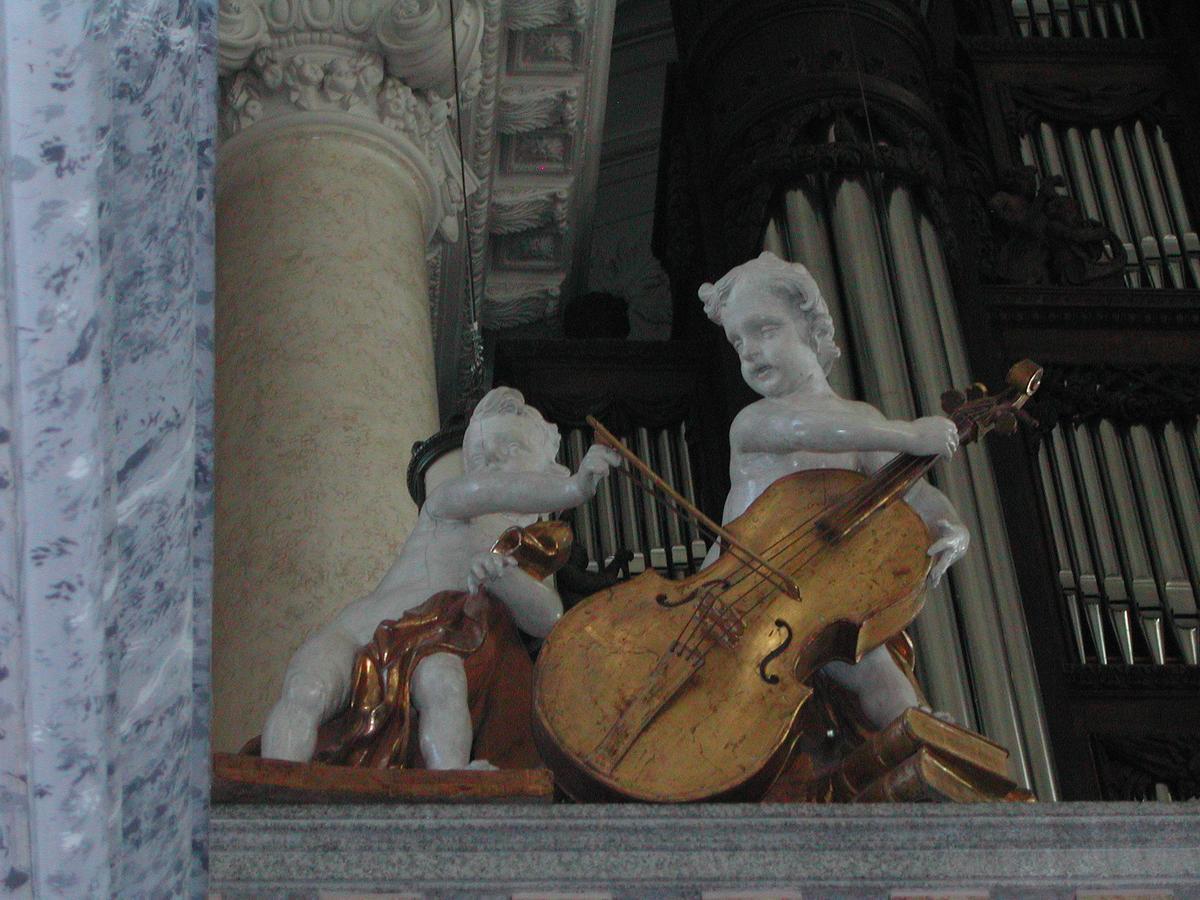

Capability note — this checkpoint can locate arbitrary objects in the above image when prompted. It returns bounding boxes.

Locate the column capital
[217,0,483,243]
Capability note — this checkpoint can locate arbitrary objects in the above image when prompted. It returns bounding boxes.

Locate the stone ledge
[209,801,1200,897]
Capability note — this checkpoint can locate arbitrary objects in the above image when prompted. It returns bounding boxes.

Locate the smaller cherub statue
[699,251,969,730]
[260,387,620,769]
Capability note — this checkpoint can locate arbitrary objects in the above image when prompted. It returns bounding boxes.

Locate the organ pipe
[1025,119,1196,289]
[1012,0,1146,37]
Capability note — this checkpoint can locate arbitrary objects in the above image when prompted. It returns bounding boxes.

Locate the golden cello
[532,362,1042,802]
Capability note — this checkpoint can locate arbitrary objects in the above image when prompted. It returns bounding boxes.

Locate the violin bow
[586,415,802,600]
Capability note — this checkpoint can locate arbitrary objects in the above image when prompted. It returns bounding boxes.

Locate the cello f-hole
[758,619,793,685]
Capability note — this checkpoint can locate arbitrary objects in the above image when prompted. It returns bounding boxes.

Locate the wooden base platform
[212,753,555,804]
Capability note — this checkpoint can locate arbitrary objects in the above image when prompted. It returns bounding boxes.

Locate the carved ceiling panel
[478,0,616,334]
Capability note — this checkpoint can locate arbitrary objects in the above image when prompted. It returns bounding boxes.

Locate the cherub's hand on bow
[467,550,518,594]
[571,443,623,499]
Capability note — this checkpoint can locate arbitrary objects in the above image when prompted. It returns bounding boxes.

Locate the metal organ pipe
[1037,442,1089,663]
[914,207,1057,795]
[1162,423,1200,664]
[567,429,600,571]
[1151,127,1200,287]
[1129,122,1184,287]
[1012,0,1146,37]
[1023,120,1196,289]
[1064,425,1138,664]
[887,186,1031,747]
[1085,128,1142,285]
[777,180,974,734]
[781,184,856,399]
[1108,125,1164,287]
[770,140,1061,790]
[636,428,667,571]
[1127,426,1199,661]
[615,437,646,574]
[1062,127,1104,223]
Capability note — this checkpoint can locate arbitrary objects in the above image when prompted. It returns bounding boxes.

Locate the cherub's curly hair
[462,387,561,473]
[699,251,841,374]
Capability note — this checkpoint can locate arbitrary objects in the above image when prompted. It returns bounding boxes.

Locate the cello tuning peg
[993,413,1018,436]
[941,389,967,414]
[966,382,988,401]
[1006,359,1043,395]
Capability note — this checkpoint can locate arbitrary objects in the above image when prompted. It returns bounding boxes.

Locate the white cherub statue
[260,387,620,768]
[700,251,969,729]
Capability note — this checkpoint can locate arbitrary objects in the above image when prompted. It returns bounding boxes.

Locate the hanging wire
[447,0,485,392]
[840,0,883,172]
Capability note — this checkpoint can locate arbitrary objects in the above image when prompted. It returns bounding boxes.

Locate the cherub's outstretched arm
[731,401,959,458]
[467,552,563,637]
[426,444,621,521]
[861,448,969,587]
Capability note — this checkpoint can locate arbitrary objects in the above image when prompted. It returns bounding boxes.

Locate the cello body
[532,467,932,802]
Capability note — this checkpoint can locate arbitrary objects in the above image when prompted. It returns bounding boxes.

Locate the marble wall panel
[0,0,215,895]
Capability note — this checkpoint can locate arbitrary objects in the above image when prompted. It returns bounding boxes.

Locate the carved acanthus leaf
[257,0,379,37]
[482,278,564,327]
[218,0,269,75]
[497,85,579,133]
[1002,82,1173,130]
[376,0,484,102]
[505,0,589,30]
[222,71,265,133]
[490,187,570,234]
[219,1,484,102]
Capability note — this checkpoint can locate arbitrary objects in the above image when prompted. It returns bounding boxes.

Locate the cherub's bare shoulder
[838,397,888,421]
[730,399,778,434]
[423,472,485,520]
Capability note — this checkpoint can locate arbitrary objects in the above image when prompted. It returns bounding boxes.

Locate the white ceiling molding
[424,0,616,410]
[497,84,580,133]
[481,276,565,328]
[505,0,592,31]
[490,185,572,234]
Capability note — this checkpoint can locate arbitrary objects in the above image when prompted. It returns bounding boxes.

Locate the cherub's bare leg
[820,644,921,730]
[262,628,360,761]
[412,652,494,770]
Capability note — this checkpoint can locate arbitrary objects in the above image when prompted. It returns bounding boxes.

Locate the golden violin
[532,362,1042,802]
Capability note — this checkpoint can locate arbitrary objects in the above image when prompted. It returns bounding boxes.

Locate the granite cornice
[209,802,1200,893]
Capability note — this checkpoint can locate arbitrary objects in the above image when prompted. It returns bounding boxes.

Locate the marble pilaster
[0,1,215,895]
[212,0,482,751]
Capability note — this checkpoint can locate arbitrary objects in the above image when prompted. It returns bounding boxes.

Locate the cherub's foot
[467,759,498,771]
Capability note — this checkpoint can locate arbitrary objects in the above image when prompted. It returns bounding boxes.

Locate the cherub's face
[722,286,825,399]
[483,413,567,476]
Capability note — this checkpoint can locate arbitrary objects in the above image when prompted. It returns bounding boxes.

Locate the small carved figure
[699,251,969,729]
[986,166,1126,287]
[259,387,620,769]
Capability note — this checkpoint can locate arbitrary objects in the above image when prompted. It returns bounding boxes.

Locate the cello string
[671,410,991,657]
[677,405,998,660]
[611,465,807,596]
[618,399,996,659]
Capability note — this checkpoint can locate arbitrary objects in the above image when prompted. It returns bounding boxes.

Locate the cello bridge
[694,592,745,649]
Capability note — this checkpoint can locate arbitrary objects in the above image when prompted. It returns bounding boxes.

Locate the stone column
[212,0,481,751]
